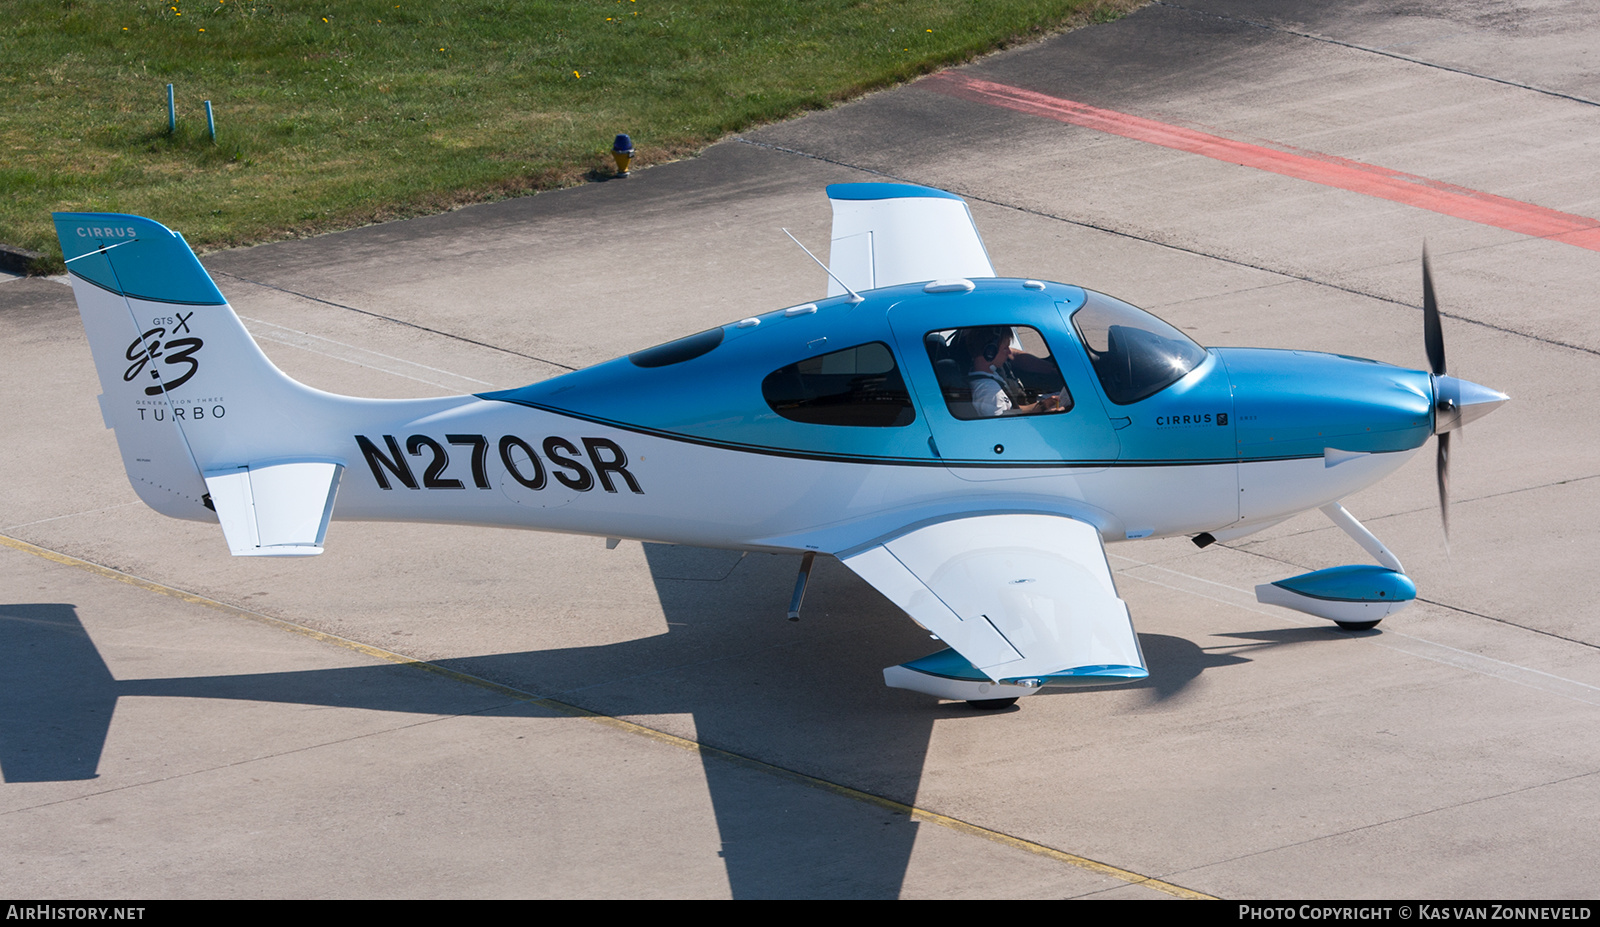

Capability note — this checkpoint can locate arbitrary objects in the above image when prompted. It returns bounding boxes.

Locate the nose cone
[1433,375,1509,434]
[1218,349,1435,458]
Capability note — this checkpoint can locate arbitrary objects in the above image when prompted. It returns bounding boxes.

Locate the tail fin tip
[52,212,225,307]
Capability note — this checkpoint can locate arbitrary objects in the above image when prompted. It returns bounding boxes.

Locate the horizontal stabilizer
[203,462,342,557]
[842,513,1147,694]
[826,183,994,295]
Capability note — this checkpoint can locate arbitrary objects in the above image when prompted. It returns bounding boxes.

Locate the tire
[966,697,1019,710]
[1335,620,1381,632]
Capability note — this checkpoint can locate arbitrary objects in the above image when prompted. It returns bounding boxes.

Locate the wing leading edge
[840,514,1147,702]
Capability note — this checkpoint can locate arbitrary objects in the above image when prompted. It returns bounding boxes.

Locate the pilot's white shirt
[969,371,1011,416]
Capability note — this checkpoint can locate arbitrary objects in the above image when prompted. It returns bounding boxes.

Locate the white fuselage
[318,397,1418,555]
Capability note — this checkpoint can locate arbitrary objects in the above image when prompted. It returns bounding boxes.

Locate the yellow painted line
[3,531,1214,900]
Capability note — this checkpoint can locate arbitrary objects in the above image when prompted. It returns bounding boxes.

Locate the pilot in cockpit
[961,326,1066,417]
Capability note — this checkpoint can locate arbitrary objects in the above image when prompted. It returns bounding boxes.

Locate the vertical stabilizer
[53,213,335,524]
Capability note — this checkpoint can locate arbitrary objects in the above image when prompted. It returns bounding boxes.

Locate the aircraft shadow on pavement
[0,547,1325,897]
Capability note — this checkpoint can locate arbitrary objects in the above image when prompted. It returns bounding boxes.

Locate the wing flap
[842,514,1146,684]
[843,545,1026,669]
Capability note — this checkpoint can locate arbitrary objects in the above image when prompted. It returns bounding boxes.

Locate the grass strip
[3,0,1140,273]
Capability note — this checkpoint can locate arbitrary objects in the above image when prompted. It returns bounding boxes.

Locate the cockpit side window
[1071,292,1208,405]
[762,341,916,427]
[924,325,1073,420]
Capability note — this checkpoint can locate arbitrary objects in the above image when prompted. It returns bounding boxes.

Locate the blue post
[167,84,176,134]
[205,101,215,143]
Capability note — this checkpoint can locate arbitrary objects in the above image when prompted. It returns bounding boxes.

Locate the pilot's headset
[972,326,1011,366]
[969,326,1029,404]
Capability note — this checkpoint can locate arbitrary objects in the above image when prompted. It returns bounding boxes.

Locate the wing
[840,514,1147,701]
[825,183,995,295]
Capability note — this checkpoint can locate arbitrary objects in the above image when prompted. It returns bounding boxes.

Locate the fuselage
[306,278,1435,554]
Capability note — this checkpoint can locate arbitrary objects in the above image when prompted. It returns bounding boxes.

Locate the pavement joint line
[1153,274,1309,309]
[1213,474,1600,653]
[1239,479,1595,543]
[1217,514,1600,655]
[731,137,1600,361]
[735,136,1367,291]
[1151,0,1600,109]
[1225,472,1600,556]
[210,269,578,373]
[0,532,1213,900]
[1112,555,1600,706]
[1166,764,1600,882]
[240,315,496,391]
[1,700,504,819]
[1407,597,1600,656]
[547,616,899,700]
[1218,537,1600,655]
[1379,630,1600,701]
[4,501,143,532]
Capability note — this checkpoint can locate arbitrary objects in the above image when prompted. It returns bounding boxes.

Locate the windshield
[1071,291,1208,404]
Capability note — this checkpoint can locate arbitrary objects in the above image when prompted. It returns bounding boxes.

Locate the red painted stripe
[928,73,1600,252]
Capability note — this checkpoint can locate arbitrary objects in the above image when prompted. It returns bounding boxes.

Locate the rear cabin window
[762,342,916,427]
[629,327,725,368]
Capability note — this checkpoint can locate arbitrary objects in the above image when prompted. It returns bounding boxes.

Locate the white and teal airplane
[54,183,1506,709]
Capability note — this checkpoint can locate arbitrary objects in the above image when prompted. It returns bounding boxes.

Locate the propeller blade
[1423,247,1447,377]
[1437,429,1451,544]
[1425,245,1452,547]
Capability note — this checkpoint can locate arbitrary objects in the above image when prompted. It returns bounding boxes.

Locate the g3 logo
[124,316,203,396]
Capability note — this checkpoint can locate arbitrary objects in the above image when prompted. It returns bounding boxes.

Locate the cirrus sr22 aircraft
[54,183,1506,709]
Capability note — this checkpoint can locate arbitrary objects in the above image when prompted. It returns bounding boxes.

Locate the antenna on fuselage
[781,228,864,304]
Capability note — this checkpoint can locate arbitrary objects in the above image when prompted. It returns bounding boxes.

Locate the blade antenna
[782,228,864,304]
[64,238,140,262]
